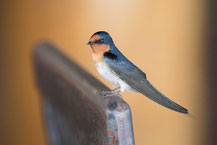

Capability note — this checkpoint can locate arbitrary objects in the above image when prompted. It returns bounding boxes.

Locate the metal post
[33,42,135,145]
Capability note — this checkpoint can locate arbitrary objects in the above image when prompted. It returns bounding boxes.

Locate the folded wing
[105,58,188,114]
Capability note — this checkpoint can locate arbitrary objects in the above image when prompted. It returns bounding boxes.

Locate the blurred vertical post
[207,0,217,144]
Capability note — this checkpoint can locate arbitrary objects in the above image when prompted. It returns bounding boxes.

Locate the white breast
[96,61,134,92]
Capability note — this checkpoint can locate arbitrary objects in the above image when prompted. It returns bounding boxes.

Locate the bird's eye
[99,39,104,43]
[95,39,104,44]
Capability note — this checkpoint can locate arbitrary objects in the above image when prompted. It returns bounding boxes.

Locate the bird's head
[87,31,114,54]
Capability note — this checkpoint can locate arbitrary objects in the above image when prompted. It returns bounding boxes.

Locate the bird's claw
[98,90,122,98]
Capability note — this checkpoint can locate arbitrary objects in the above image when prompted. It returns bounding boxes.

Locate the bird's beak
[86,41,94,45]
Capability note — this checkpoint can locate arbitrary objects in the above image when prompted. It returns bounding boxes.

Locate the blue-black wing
[105,57,188,114]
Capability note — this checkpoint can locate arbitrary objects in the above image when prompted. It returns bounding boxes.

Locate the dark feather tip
[104,52,118,60]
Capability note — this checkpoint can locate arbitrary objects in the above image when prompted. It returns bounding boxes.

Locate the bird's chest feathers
[96,61,120,86]
[95,61,133,92]
[91,44,110,64]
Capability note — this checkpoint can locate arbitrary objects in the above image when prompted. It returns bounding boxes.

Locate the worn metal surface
[33,42,135,145]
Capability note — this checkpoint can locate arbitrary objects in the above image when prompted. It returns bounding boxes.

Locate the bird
[87,31,188,114]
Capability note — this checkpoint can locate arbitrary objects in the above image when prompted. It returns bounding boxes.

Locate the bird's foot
[98,89,122,98]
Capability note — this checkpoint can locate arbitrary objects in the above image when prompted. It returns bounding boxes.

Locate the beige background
[0,0,208,145]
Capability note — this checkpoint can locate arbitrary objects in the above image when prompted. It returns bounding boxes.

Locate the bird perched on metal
[87,31,188,114]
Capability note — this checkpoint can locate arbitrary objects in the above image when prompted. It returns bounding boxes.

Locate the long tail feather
[139,80,188,114]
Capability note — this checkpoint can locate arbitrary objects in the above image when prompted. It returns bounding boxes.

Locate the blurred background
[0,0,216,145]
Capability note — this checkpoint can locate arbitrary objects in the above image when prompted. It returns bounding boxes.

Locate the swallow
[87,31,188,114]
